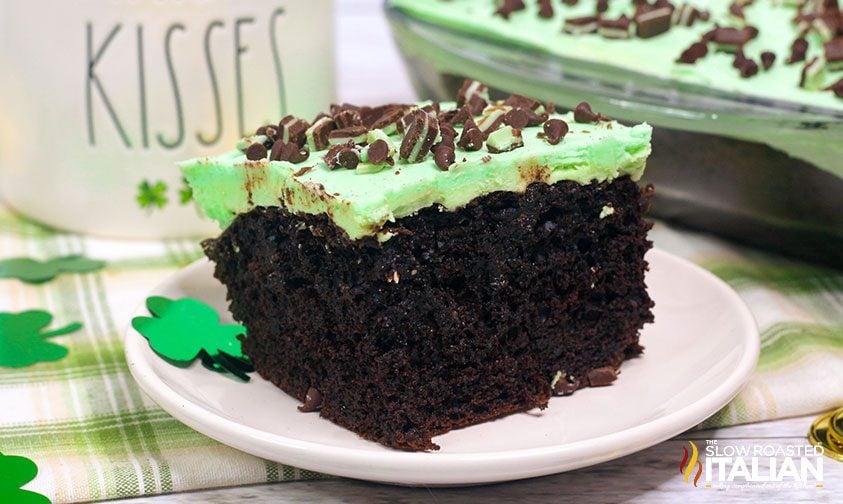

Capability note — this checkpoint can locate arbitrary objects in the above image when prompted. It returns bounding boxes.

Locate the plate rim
[124,247,759,485]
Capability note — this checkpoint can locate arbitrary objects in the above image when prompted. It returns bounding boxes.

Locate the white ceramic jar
[0,0,335,238]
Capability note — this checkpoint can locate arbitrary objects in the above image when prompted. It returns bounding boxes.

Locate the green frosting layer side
[389,0,843,113]
[181,110,652,240]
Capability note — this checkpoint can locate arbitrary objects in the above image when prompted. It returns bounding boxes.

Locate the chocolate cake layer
[204,176,654,450]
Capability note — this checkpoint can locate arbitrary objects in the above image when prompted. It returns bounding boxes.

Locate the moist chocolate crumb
[292,166,313,177]
[586,367,619,387]
[298,387,323,412]
[246,142,268,161]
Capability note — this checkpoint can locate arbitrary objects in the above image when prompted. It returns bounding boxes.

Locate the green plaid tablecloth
[1,204,841,502]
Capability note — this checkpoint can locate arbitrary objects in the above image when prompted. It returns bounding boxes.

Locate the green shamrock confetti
[178,177,193,205]
[0,255,105,284]
[136,179,169,210]
[0,311,82,368]
[132,297,252,381]
[0,452,50,504]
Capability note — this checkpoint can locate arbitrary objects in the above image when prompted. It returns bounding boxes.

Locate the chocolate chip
[367,139,390,165]
[738,58,759,78]
[289,146,310,164]
[440,105,473,126]
[504,94,543,112]
[440,123,458,143]
[503,108,529,129]
[596,0,609,13]
[760,51,776,70]
[457,80,489,115]
[586,367,618,387]
[458,127,484,151]
[787,37,808,64]
[271,142,309,163]
[545,101,556,114]
[297,387,323,412]
[537,0,554,18]
[433,145,456,170]
[245,142,267,161]
[729,2,744,19]
[573,102,600,123]
[543,119,569,144]
[337,149,360,170]
[677,41,708,64]
[399,111,439,163]
[552,374,580,396]
[494,0,526,19]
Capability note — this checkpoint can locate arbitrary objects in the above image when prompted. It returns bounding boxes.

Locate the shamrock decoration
[136,179,169,210]
[178,177,193,205]
[0,255,105,284]
[0,311,82,368]
[132,297,252,381]
[0,452,50,504]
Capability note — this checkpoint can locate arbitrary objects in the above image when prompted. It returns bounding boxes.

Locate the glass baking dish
[386,5,843,268]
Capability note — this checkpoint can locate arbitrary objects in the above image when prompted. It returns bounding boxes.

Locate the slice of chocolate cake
[181,84,655,451]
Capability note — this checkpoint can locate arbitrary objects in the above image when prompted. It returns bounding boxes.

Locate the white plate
[125,248,758,486]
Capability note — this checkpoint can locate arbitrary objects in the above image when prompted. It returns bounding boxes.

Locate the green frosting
[181,108,651,240]
[388,0,843,113]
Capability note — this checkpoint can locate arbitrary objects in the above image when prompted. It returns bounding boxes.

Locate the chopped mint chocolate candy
[399,111,439,162]
[457,80,490,115]
[800,56,826,90]
[537,0,553,18]
[440,105,473,126]
[245,142,267,161]
[458,126,485,151]
[306,117,335,151]
[711,26,757,52]
[270,142,309,163]
[787,37,808,64]
[329,125,369,146]
[671,3,705,26]
[761,51,776,70]
[476,104,512,136]
[598,15,632,39]
[494,0,526,19]
[813,12,840,41]
[504,94,544,113]
[542,119,569,145]
[635,3,674,39]
[486,125,524,153]
[563,16,599,35]
[677,41,708,64]
[278,116,310,146]
[503,108,529,129]
[334,109,363,128]
[433,144,456,170]
[574,102,600,123]
[370,106,406,135]
[824,38,843,70]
